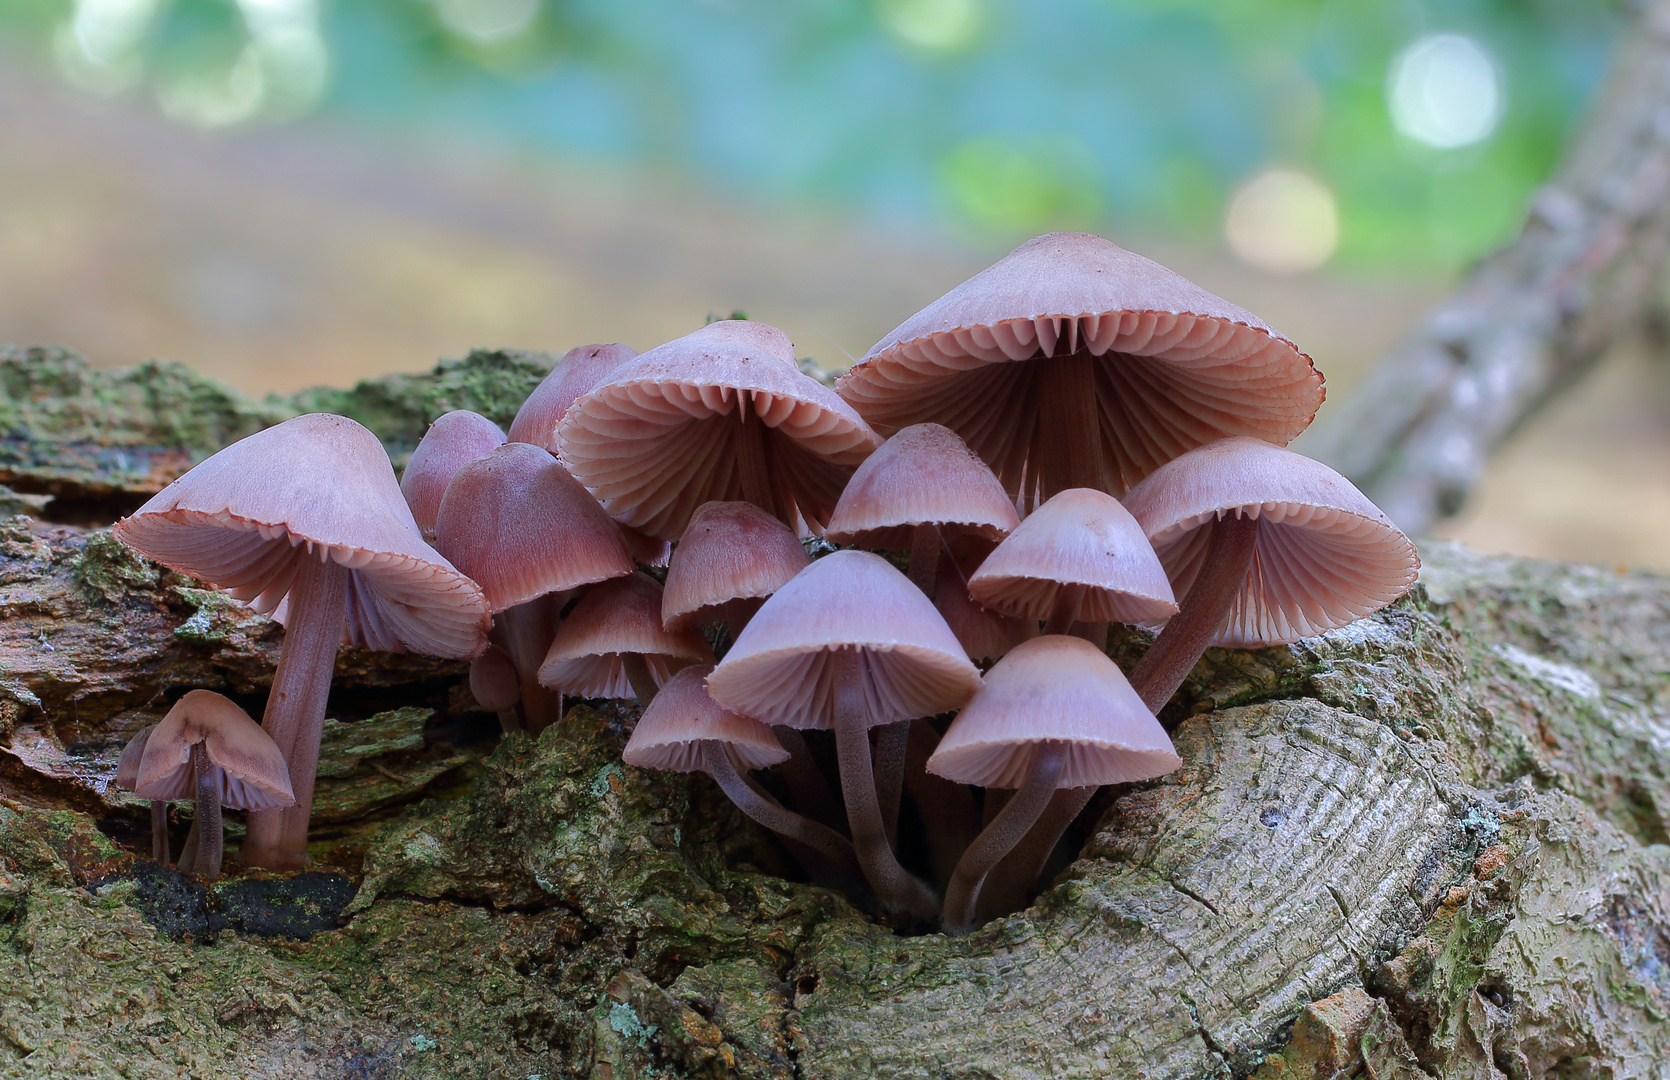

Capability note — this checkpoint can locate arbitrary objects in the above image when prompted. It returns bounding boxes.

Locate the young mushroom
[662,500,810,643]
[114,413,491,870]
[538,572,713,706]
[1122,436,1420,714]
[469,643,524,734]
[115,724,168,864]
[133,690,295,880]
[399,410,508,542]
[927,636,1180,932]
[707,549,982,920]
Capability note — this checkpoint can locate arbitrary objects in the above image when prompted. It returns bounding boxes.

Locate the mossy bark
[2,348,1669,1078]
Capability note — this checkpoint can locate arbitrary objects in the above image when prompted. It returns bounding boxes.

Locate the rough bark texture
[1,350,1668,1078]
[1305,0,1670,534]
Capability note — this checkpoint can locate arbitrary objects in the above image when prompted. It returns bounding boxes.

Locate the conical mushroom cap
[968,488,1177,624]
[115,724,156,792]
[400,410,507,540]
[824,423,1019,549]
[1123,436,1420,647]
[706,549,981,730]
[133,690,296,810]
[838,232,1324,499]
[927,636,1180,789]
[557,320,882,540]
[469,643,522,713]
[538,572,714,698]
[114,413,490,658]
[623,665,789,772]
[934,551,1036,664]
[435,442,634,614]
[508,343,639,450]
[662,501,810,631]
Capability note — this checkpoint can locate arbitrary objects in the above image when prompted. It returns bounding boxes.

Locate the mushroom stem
[773,727,844,830]
[736,394,777,519]
[1129,513,1261,714]
[943,741,1069,934]
[872,720,910,848]
[621,653,661,707]
[906,524,940,596]
[979,784,1096,922]
[1036,351,1107,498]
[832,648,939,919]
[244,554,349,872]
[701,742,862,879]
[1043,584,1086,636]
[904,717,980,890]
[192,742,224,880]
[502,599,562,733]
[150,801,170,865]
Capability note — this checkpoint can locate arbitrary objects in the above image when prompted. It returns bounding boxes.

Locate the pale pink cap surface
[434,442,633,614]
[837,232,1325,497]
[508,343,639,450]
[705,549,981,731]
[622,665,789,772]
[927,636,1180,789]
[1123,436,1420,646]
[824,423,1019,549]
[114,413,490,658]
[400,410,507,540]
[115,724,156,792]
[662,501,810,630]
[968,488,1177,624]
[538,572,714,697]
[133,690,296,810]
[557,320,882,540]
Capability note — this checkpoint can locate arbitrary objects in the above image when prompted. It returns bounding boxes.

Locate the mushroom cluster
[113,233,1417,933]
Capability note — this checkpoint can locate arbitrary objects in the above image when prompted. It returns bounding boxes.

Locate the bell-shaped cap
[825,423,1019,549]
[837,232,1325,498]
[508,343,639,450]
[400,410,507,540]
[115,724,156,792]
[1123,436,1420,647]
[469,643,521,713]
[557,320,882,540]
[706,549,981,731]
[934,552,1036,664]
[968,488,1177,624]
[538,572,714,697]
[928,636,1180,789]
[622,665,789,773]
[114,413,490,658]
[662,501,810,631]
[133,690,296,810]
[435,442,634,614]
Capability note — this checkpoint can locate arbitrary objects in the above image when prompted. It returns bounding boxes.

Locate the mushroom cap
[622,665,789,772]
[968,488,1177,624]
[705,549,982,731]
[115,724,156,792]
[1123,436,1420,646]
[934,551,1037,664]
[538,572,714,697]
[400,410,508,540]
[927,636,1180,789]
[469,643,522,713]
[133,690,296,810]
[662,501,810,631]
[824,423,1019,549]
[434,442,634,614]
[556,320,882,540]
[507,343,639,451]
[114,413,490,658]
[837,232,1325,498]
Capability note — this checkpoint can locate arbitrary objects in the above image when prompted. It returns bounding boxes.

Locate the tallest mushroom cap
[837,231,1325,497]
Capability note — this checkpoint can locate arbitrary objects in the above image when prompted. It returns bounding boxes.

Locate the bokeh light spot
[876,0,981,53]
[53,0,162,94]
[434,0,541,45]
[1387,34,1503,150]
[1224,168,1338,274]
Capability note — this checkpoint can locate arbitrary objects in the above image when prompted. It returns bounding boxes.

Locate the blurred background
[0,0,1665,569]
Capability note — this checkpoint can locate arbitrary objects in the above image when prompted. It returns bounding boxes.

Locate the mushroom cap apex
[825,422,1019,548]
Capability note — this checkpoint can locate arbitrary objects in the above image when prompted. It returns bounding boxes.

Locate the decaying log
[1,350,1668,1078]
[1306,0,1670,534]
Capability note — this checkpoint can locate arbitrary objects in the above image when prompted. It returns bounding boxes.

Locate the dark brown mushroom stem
[620,654,661,707]
[904,717,981,890]
[832,648,940,919]
[150,802,170,864]
[501,598,563,731]
[1129,513,1261,713]
[736,396,777,518]
[244,555,350,871]
[943,741,1069,934]
[700,741,862,879]
[907,524,941,596]
[873,721,910,847]
[773,727,844,830]
[192,743,224,880]
[1035,352,1109,498]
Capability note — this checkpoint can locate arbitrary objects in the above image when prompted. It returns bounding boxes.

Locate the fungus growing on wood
[114,413,490,870]
[115,724,167,864]
[133,690,295,879]
[662,500,809,641]
[538,572,713,705]
[399,410,507,541]
[837,232,1324,505]
[469,642,524,734]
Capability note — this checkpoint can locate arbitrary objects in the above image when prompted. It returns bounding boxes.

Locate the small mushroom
[927,636,1179,932]
[115,724,168,864]
[662,500,810,643]
[399,410,507,541]
[538,572,713,706]
[133,691,295,880]
[469,643,524,733]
